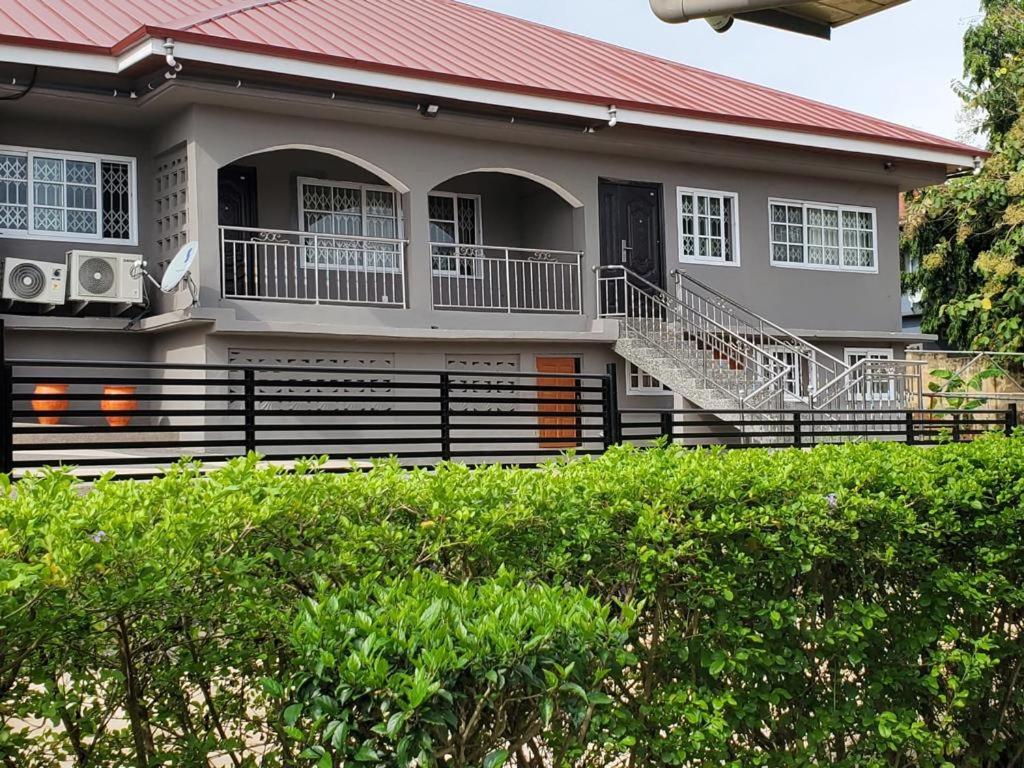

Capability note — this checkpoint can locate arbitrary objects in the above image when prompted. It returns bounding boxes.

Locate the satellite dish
[162,241,198,293]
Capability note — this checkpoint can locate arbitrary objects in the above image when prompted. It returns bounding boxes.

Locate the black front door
[218,165,259,295]
[218,165,259,229]
[599,179,664,288]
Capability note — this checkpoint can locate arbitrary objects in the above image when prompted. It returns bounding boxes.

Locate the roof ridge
[166,0,301,31]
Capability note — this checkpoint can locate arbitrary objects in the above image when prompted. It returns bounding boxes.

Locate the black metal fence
[0,356,1019,479]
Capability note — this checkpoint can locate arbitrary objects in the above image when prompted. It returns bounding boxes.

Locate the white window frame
[844,347,896,401]
[761,345,804,402]
[0,145,138,246]
[768,198,878,274]
[296,176,404,273]
[626,363,670,396]
[677,186,740,267]
[429,191,484,278]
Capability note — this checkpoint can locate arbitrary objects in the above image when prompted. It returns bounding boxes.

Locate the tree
[902,1,1024,351]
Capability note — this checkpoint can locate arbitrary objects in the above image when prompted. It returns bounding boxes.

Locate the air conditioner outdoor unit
[2,258,67,305]
[68,251,144,304]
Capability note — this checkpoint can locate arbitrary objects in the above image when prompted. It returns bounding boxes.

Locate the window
[845,348,895,401]
[769,199,876,272]
[0,146,136,244]
[762,347,803,400]
[429,193,482,276]
[678,187,739,265]
[627,363,670,396]
[297,178,402,272]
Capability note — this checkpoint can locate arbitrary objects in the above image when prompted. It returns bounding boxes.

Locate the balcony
[429,244,583,314]
[220,226,408,308]
[217,151,586,317]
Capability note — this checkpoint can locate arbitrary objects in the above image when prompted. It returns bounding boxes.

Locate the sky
[462,0,983,144]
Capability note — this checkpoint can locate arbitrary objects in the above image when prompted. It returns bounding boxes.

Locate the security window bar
[770,200,876,271]
[0,147,135,244]
[429,193,482,276]
[297,178,401,272]
[679,187,738,264]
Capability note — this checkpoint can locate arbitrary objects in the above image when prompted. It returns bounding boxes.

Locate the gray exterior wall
[1,117,153,267]
[0,84,933,409]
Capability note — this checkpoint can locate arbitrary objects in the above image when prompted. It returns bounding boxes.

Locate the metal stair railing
[596,265,793,413]
[600,265,926,428]
[671,269,845,402]
[672,269,926,413]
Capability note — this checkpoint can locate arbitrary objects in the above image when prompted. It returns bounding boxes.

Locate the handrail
[221,224,409,246]
[596,265,795,411]
[671,268,846,369]
[429,242,583,258]
[598,266,784,379]
[812,358,926,411]
[599,264,922,420]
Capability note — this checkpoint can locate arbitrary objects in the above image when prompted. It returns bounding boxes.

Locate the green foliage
[1,441,1023,766]
[902,1,1024,350]
[927,364,1004,410]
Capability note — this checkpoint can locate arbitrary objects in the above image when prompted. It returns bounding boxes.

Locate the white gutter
[0,38,980,170]
[649,0,807,22]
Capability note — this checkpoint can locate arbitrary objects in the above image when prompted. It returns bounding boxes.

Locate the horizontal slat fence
[0,353,1018,479]
[619,406,1019,449]
[3,359,613,478]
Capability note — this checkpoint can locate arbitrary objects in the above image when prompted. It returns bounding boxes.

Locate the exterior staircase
[596,266,924,441]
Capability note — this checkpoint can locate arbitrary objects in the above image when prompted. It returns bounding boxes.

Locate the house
[0,0,981,454]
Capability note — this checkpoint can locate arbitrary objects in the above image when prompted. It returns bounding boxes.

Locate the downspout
[649,0,807,23]
[163,38,183,79]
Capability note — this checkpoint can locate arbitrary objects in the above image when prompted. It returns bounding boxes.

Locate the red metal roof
[0,0,978,157]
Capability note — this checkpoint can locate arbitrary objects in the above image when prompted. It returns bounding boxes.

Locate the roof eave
[0,29,983,169]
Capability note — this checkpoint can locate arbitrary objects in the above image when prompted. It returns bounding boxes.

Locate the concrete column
[191,141,221,309]
[405,185,434,316]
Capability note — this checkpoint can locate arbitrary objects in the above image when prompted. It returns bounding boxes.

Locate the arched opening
[427,171,583,314]
[218,148,408,308]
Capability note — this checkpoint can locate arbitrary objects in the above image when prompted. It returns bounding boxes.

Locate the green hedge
[1,438,1023,767]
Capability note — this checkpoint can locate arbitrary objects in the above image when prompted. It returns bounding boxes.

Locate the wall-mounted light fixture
[418,103,440,118]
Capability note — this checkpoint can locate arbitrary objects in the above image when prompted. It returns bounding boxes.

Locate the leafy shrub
[0,438,1022,767]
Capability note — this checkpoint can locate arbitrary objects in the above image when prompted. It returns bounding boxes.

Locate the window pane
[331,213,361,237]
[430,220,456,244]
[66,185,96,210]
[66,209,97,234]
[34,182,63,207]
[65,160,96,186]
[0,154,27,181]
[456,197,478,245]
[365,215,396,239]
[428,195,454,222]
[33,207,63,232]
[304,210,333,233]
[0,155,28,232]
[101,161,132,240]
[33,157,63,183]
[364,189,395,217]
[303,184,333,212]
[332,186,361,216]
[685,192,734,262]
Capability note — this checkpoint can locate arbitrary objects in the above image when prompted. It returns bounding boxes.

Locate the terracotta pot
[31,383,69,426]
[101,385,138,428]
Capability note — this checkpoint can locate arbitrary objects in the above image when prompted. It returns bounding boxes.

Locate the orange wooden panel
[536,356,580,449]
